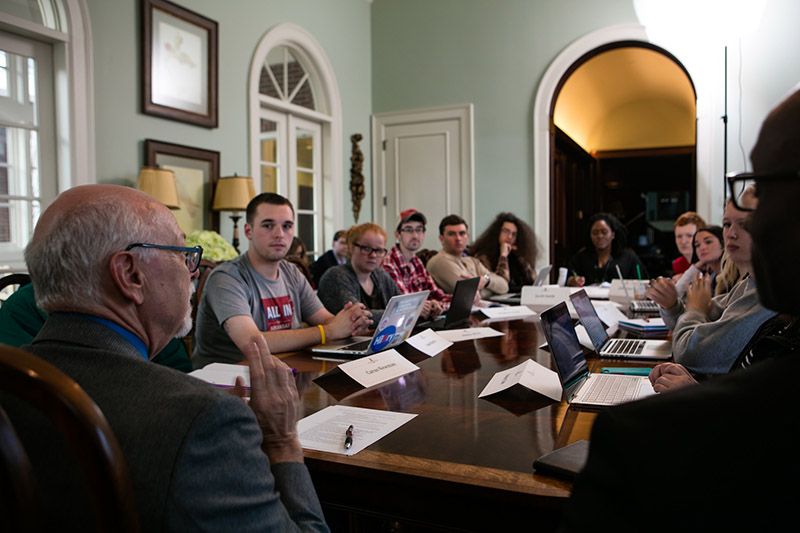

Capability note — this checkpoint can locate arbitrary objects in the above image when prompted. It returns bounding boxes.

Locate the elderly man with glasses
[381,208,451,319]
[8,184,329,530]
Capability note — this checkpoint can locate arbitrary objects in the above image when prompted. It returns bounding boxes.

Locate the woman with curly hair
[470,213,538,292]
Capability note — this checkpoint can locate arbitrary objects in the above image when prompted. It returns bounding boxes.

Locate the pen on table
[615,264,630,299]
[344,424,354,450]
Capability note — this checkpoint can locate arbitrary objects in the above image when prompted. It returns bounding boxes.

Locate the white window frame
[248,23,342,252]
[0,0,94,269]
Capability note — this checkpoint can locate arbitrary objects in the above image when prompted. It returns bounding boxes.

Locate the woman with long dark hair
[470,212,537,292]
[567,212,647,286]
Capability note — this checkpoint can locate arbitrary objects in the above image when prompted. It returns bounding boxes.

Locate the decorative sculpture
[349,133,365,223]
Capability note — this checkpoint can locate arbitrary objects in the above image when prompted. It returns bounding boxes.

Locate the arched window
[249,23,342,260]
[0,0,93,268]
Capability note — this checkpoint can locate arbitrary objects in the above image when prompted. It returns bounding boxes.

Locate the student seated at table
[470,212,538,293]
[567,212,647,286]
[646,194,776,375]
[310,229,348,286]
[193,193,371,368]
[382,208,451,319]
[426,214,508,299]
[674,225,723,299]
[317,223,402,326]
[671,211,706,279]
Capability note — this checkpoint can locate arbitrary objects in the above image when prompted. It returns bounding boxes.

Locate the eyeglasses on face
[352,242,388,257]
[399,226,426,234]
[125,243,204,272]
[726,170,800,212]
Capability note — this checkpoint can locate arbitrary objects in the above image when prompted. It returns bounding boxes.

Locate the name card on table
[406,328,453,357]
[480,305,537,321]
[478,359,562,402]
[521,286,580,315]
[338,349,419,388]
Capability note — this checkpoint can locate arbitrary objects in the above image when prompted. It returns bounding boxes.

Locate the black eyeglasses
[125,243,204,272]
[352,242,388,257]
[727,171,800,211]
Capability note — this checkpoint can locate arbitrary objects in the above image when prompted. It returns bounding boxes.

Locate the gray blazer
[4,313,328,532]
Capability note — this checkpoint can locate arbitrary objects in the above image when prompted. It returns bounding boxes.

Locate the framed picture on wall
[142,0,218,128]
[144,139,220,233]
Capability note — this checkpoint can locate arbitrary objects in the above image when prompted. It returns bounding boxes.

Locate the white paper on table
[338,349,419,388]
[436,327,505,343]
[298,405,417,456]
[574,324,595,351]
[480,305,537,320]
[592,300,628,336]
[405,328,453,357]
[189,362,250,388]
[478,359,562,401]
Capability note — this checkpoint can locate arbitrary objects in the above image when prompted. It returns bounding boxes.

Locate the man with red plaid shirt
[383,209,451,320]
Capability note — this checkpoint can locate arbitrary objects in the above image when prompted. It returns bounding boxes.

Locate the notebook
[569,290,671,360]
[311,290,429,360]
[539,301,656,407]
[532,440,590,479]
[415,276,480,331]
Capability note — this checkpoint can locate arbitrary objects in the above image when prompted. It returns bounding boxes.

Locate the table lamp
[212,174,256,252]
[137,166,179,209]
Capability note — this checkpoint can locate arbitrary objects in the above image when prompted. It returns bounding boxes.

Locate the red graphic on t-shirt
[260,295,295,331]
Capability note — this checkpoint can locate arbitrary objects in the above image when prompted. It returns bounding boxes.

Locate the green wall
[89,0,372,228]
[371,0,800,235]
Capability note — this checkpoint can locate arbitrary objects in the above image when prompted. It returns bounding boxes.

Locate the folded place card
[405,328,453,356]
[435,327,505,343]
[521,286,579,315]
[338,349,420,388]
[478,358,562,402]
[480,305,537,320]
[189,362,250,388]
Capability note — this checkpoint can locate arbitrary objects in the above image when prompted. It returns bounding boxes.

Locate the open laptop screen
[540,302,589,386]
[569,290,609,351]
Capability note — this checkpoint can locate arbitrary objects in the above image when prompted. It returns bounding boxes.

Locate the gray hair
[25,191,166,311]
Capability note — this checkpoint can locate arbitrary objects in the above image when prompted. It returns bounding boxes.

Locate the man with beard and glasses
[563,88,800,531]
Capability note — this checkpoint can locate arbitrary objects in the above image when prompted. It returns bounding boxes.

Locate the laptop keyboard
[604,339,645,355]
[580,375,641,405]
[341,339,372,352]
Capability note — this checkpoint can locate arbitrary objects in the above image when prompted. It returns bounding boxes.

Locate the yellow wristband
[318,324,326,345]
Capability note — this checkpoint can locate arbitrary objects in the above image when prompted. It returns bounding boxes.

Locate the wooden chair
[182,259,218,354]
[0,345,139,532]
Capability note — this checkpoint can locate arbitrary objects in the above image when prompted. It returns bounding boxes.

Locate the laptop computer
[416,276,480,331]
[569,290,671,360]
[311,290,429,360]
[539,301,656,407]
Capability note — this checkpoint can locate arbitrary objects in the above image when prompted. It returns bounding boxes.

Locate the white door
[372,104,474,250]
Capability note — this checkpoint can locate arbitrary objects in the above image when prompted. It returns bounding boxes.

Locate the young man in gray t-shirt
[193,193,371,368]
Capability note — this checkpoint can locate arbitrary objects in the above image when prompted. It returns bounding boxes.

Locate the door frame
[371,103,475,234]
[533,23,721,266]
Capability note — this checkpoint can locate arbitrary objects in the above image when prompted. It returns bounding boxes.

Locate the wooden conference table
[278,313,661,532]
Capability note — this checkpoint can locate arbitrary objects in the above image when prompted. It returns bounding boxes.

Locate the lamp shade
[213,175,256,211]
[137,166,179,209]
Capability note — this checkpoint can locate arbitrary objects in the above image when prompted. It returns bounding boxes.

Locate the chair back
[0,345,139,532]
[0,273,32,303]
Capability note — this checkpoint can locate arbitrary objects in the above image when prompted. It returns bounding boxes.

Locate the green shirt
[0,283,192,372]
